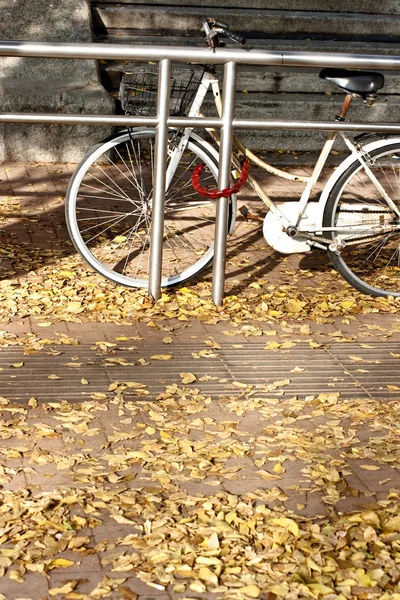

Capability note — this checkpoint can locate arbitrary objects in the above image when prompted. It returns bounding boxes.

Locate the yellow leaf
[105,357,130,366]
[270,583,290,596]
[91,392,107,400]
[180,372,197,384]
[151,354,172,360]
[271,378,290,388]
[232,381,248,388]
[65,301,82,314]
[49,581,79,596]
[11,362,24,368]
[189,581,206,593]
[257,470,281,481]
[125,382,147,389]
[196,556,221,566]
[286,299,306,313]
[237,585,261,598]
[281,341,297,349]
[349,356,364,362]
[341,299,355,309]
[198,566,218,586]
[384,515,400,532]
[112,235,127,244]
[360,465,381,471]
[264,341,281,350]
[269,517,300,537]
[48,374,62,380]
[49,558,75,569]
[28,397,38,408]
[273,463,285,474]
[80,378,89,385]
[309,340,322,348]
[308,583,335,594]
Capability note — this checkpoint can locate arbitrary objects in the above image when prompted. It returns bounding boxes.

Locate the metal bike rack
[2,40,400,304]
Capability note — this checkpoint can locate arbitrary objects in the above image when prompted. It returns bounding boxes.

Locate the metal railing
[2,39,400,304]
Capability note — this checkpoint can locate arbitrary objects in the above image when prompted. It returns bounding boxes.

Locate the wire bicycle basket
[120,66,204,117]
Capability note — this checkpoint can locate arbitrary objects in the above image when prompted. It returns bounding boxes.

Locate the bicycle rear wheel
[66,129,230,288]
[323,140,400,297]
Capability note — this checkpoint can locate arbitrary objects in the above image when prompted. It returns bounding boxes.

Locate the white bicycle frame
[167,68,400,253]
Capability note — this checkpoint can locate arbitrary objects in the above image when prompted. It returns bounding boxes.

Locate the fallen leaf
[180,372,197,384]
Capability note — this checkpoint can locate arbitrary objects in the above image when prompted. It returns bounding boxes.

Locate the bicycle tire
[323,139,400,297]
[66,128,232,289]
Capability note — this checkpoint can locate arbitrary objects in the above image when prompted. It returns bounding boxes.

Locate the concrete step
[103,61,400,95]
[0,79,114,162]
[97,35,400,53]
[93,0,400,14]
[230,92,400,122]
[100,34,400,96]
[93,5,400,40]
[0,57,102,83]
[205,93,400,151]
[91,3,400,153]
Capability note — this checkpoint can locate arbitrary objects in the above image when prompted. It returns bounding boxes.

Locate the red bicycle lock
[192,157,250,198]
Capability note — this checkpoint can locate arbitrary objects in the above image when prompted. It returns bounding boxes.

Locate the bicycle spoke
[84,165,133,202]
[327,143,400,296]
[80,181,133,202]
[67,130,224,288]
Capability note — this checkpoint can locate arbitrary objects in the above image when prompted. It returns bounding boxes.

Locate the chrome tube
[1,40,400,70]
[148,58,171,301]
[212,61,237,307]
[2,113,400,133]
[231,120,400,132]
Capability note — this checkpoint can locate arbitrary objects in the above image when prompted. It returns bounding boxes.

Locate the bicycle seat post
[335,93,353,121]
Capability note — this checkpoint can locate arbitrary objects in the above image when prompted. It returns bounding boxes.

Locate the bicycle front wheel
[66,129,228,288]
[323,140,400,297]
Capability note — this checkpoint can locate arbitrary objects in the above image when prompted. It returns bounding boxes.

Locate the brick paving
[0,159,400,599]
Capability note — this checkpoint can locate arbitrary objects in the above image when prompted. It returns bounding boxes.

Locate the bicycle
[65,18,400,298]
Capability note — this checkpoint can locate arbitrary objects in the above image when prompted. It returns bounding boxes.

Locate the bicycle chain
[338,207,393,213]
[332,206,398,244]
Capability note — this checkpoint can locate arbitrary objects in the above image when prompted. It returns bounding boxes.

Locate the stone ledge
[94,5,400,38]
[96,0,400,13]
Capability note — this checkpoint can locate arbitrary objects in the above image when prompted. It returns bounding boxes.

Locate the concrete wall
[91,0,400,152]
[0,0,114,161]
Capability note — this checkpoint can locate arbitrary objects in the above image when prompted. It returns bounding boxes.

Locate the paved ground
[1,158,400,599]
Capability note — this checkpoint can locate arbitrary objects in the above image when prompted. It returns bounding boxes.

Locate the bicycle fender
[317,136,400,220]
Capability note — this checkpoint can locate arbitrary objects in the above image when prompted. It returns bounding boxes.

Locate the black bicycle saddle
[319,68,384,95]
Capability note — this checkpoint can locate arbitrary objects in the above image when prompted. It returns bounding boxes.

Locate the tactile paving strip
[0,341,399,403]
